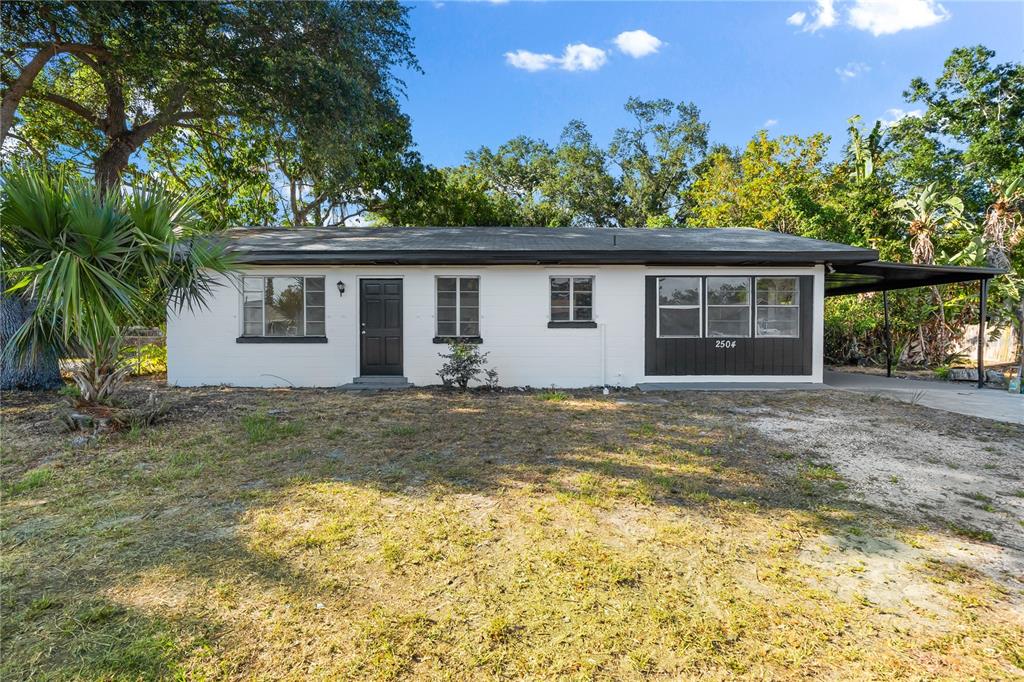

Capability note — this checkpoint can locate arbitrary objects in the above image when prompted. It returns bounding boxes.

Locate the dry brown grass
[2,379,1022,680]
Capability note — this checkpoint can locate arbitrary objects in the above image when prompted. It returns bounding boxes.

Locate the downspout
[599,322,607,389]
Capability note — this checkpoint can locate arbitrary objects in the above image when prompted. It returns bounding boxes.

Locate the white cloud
[764,119,779,128]
[835,61,870,80]
[505,43,607,72]
[504,49,559,72]
[560,43,608,71]
[880,107,924,127]
[847,0,950,36]
[614,29,663,58]
[800,0,838,32]
[788,0,950,36]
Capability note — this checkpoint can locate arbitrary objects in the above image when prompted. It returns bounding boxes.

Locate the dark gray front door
[360,279,403,376]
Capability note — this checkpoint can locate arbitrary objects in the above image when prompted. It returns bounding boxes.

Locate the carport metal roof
[825,261,1004,297]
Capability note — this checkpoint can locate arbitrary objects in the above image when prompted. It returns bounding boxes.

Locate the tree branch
[1,45,59,143]
[22,89,105,129]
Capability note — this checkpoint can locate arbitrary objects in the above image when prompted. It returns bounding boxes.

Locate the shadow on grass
[3,382,1016,677]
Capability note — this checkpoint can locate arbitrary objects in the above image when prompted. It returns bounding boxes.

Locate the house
[166,226,999,388]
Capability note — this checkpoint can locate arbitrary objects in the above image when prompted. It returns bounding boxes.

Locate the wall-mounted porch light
[336,281,346,297]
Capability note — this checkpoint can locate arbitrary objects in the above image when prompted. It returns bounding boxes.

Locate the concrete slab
[824,370,1023,425]
[636,371,1022,425]
[638,381,829,392]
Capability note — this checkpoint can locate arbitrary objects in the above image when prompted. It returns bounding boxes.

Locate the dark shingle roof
[221,226,879,266]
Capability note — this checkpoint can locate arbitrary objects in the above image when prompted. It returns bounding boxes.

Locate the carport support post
[883,289,892,378]
[977,278,988,389]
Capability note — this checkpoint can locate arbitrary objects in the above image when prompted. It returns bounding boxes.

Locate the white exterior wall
[167,265,825,388]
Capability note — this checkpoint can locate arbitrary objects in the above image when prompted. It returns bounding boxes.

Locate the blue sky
[399,0,1024,167]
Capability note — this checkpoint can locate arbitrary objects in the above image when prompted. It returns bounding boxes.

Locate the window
[706,277,751,337]
[436,276,480,338]
[756,277,799,338]
[550,276,594,322]
[657,276,701,338]
[242,276,325,337]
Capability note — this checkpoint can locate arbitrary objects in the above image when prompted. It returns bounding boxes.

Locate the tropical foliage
[3,10,1022,377]
[1,168,233,402]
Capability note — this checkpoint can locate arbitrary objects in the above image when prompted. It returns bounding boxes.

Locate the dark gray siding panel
[644,275,814,376]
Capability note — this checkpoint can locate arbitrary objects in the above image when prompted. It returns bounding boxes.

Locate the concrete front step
[353,375,410,385]
[339,376,413,391]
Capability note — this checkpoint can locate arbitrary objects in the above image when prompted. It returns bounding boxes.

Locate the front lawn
[2,381,1022,679]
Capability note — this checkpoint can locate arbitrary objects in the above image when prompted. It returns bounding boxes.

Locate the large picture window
[657,276,701,338]
[706,277,751,337]
[755,277,799,338]
[550,276,594,322]
[436,276,480,338]
[242,276,325,337]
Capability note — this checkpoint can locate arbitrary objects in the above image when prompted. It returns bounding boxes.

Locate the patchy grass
[2,466,53,495]
[947,522,996,543]
[2,381,1022,680]
[241,412,303,443]
[536,390,571,402]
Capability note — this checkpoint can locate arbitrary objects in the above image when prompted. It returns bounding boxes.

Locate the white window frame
[705,276,752,338]
[241,275,325,337]
[549,275,595,322]
[755,276,800,339]
[435,275,481,338]
[656,276,702,339]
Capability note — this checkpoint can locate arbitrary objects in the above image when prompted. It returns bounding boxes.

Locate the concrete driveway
[824,370,1024,425]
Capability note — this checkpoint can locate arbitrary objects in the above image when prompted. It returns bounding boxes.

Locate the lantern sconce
[336,281,346,297]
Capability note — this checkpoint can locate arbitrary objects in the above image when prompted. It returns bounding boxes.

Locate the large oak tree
[1,0,418,191]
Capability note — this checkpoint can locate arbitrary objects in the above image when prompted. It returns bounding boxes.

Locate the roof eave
[232,249,877,267]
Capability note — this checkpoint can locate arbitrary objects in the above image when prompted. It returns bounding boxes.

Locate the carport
[825,260,1006,388]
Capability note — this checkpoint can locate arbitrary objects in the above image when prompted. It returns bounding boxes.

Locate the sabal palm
[2,168,234,403]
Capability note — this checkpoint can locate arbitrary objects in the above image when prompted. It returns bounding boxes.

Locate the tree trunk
[0,293,63,391]
[94,138,135,191]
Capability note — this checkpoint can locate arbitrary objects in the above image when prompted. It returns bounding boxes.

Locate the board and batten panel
[644,275,814,376]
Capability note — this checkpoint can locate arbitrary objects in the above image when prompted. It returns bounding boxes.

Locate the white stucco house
[166,226,998,389]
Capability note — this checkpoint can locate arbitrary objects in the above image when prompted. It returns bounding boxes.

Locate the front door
[360,279,403,376]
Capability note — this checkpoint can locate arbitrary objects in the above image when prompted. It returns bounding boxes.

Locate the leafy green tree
[547,120,620,226]
[1,1,418,191]
[889,45,1024,212]
[465,136,569,226]
[609,98,708,226]
[370,166,524,227]
[687,131,830,233]
[1,168,234,402]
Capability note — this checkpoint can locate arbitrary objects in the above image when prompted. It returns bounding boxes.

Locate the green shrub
[119,343,168,375]
[437,342,498,389]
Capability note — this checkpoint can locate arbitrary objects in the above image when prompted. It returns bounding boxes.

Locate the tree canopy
[1,0,419,222]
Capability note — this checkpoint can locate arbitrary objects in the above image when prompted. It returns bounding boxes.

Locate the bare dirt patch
[744,393,1024,586]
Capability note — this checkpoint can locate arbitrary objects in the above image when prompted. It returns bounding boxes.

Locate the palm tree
[894,183,965,364]
[983,176,1024,380]
[894,183,964,265]
[1,168,234,403]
